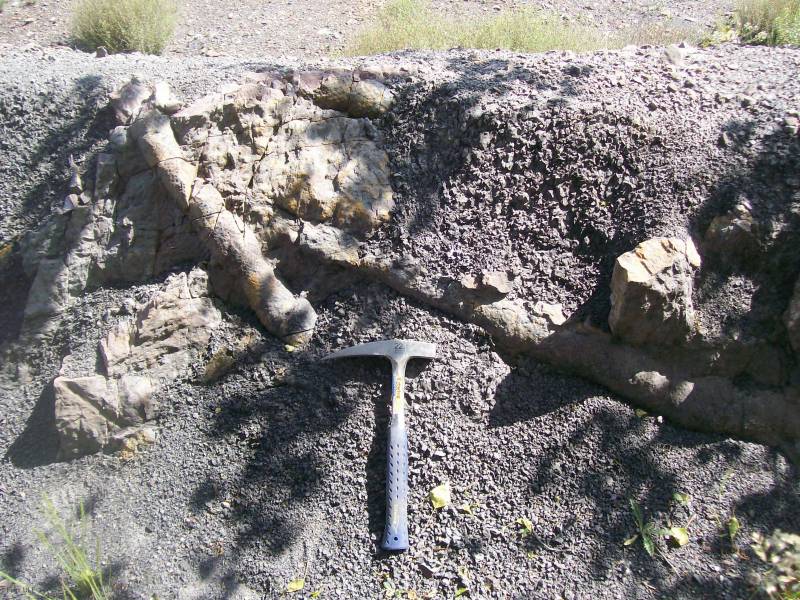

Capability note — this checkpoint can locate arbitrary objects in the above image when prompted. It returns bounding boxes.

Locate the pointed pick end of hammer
[322,339,436,362]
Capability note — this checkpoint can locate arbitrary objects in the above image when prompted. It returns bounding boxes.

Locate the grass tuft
[731,0,800,45]
[345,0,695,56]
[71,0,179,55]
[0,496,110,600]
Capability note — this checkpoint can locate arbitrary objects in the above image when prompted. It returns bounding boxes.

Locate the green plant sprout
[0,496,110,600]
[624,496,691,569]
[624,499,660,557]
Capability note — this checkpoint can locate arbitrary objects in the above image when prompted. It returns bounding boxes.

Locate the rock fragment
[704,199,760,270]
[294,70,395,118]
[109,76,153,124]
[100,268,222,380]
[533,301,567,326]
[609,237,701,346]
[56,268,222,458]
[153,80,183,114]
[784,115,799,136]
[54,374,154,458]
[110,76,184,124]
[459,270,513,301]
[67,155,82,194]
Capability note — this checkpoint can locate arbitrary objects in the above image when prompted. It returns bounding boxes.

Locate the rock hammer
[324,339,437,551]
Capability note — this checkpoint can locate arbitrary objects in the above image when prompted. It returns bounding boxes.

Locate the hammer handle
[383,413,409,550]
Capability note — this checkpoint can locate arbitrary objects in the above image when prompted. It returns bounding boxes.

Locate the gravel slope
[0,44,798,599]
[0,0,733,60]
[368,45,800,340]
[2,281,798,599]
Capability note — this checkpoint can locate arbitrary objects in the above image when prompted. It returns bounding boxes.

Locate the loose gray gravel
[0,43,799,599]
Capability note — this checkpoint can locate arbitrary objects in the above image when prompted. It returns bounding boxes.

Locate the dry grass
[0,497,110,600]
[732,0,800,45]
[345,0,696,56]
[71,0,179,55]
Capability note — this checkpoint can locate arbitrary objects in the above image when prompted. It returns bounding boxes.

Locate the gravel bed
[1,280,798,598]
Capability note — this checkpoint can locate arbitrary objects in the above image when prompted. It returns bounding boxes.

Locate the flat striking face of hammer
[324,338,437,551]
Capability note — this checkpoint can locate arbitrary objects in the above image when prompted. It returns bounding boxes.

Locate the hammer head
[324,338,436,365]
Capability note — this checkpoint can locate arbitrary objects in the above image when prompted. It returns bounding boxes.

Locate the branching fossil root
[129,111,317,345]
[332,252,800,462]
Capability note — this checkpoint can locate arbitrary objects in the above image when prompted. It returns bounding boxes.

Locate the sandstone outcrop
[19,69,396,346]
[171,71,394,236]
[11,56,800,462]
[55,268,221,458]
[608,237,701,346]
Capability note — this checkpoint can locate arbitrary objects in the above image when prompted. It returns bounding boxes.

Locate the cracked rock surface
[55,268,221,457]
[608,237,701,346]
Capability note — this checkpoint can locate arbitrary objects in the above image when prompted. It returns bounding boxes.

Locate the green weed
[70,0,178,55]
[707,0,800,46]
[624,495,692,568]
[345,0,695,56]
[728,515,741,549]
[624,498,660,557]
[735,0,800,45]
[0,496,110,600]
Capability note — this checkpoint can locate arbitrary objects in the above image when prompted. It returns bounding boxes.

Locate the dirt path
[0,0,735,59]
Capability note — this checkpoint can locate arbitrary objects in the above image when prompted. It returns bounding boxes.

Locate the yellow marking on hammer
[392,374,405,415]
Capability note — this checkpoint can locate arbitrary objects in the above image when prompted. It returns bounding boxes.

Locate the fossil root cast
[340,253,800,462]
[129,111,317,345]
